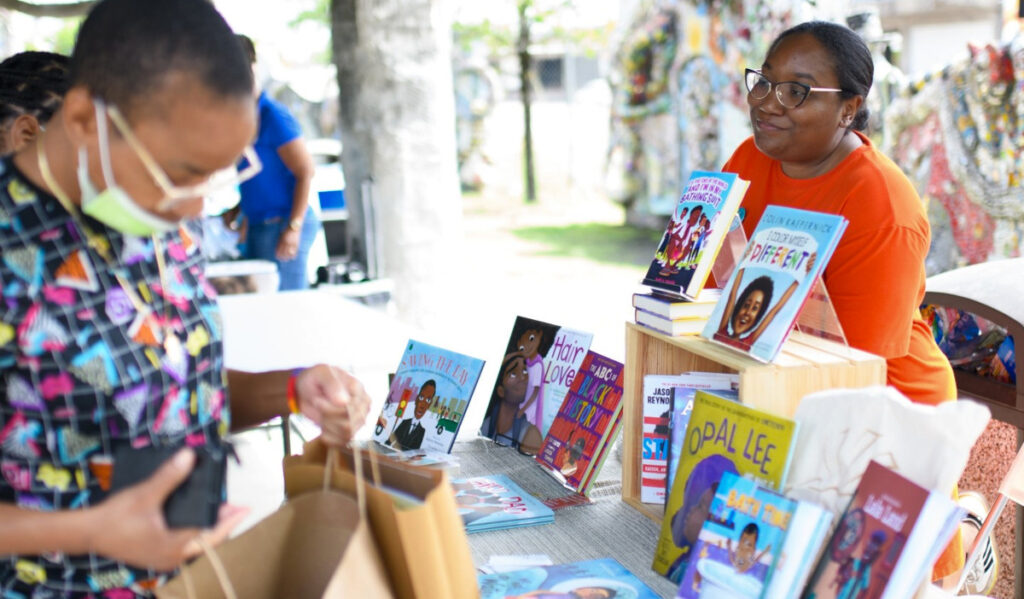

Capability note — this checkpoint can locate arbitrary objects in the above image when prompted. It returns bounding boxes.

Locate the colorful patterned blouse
[0,156,229,598]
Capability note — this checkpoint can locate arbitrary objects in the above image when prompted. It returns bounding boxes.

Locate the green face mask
[77,100,179,237]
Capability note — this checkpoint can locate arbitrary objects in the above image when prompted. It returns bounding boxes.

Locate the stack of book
[636,170,748,337]
[452,474,555,533]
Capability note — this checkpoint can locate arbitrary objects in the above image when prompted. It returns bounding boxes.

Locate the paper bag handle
[179,535,238,599]
[325,445,370,518]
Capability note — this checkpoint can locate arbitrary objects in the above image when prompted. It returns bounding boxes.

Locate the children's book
[762,498,834,599]
[372,339,485,453]
[477,558,662,599]
[479,316,593,455]
[701,205,848,363]
[452,474,555,533]
[652,389,799,583]
[634,309,707,337]
[676,471,793,599]
[803,460,964,599]
[666,384,739,496]
[641,373,739,505]
[632,289,721,320]
[642,170,749,299]
[536,350,624,496]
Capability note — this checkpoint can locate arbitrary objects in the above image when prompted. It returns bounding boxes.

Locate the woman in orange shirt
[721,20,978,589]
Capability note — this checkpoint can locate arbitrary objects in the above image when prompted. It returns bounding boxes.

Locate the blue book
[701,205,848,363]
[478,558,661,599]
[676,472,794,599]
[452,474,554,533]
[372,339,485,453]
[666,384,739,495]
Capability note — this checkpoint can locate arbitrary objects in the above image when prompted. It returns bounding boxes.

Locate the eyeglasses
[744,69,844,109]
[101,100,262,210]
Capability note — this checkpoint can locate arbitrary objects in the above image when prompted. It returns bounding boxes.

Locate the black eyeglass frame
[744,68,846,109]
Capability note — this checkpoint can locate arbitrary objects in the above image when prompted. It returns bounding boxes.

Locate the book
[666,384,739,496]
[477,558,662,599]
[642,170,749,299]
[451,474,555,533]
[676,471,793,599]
[536,350,624,496]
[701,205,848,363]
[479,316,593,455]
[372,339,485,453]
[803,460,964,599]
[652,389,799,583]
[632,289,721,320]
[762,498,834,599]
[634,308,707,337]
[641,373,739,505]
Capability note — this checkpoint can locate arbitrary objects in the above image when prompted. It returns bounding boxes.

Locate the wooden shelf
[620,322,886,522]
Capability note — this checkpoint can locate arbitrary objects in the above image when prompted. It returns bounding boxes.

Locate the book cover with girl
[643,170,748,299]
[536,350,624,494]
[479,316,593,456]
[372,339,485,453]
[652,390,799,583]
[676,471,794,599]
[701,205,847,363]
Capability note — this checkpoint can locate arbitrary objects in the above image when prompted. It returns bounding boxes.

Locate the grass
[509,222,663,267]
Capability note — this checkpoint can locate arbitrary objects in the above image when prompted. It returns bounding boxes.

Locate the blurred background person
[0,51,70,155]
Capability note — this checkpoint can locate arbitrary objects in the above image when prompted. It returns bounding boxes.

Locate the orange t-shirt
[722,133,956,406]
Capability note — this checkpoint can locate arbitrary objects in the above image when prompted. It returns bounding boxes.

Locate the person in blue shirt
[234,34,319,291]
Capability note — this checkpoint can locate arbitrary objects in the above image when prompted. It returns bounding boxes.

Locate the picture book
[372,339,486,454]
[451,474,555,533]
[762,498,834,599]
[634,309,706,337]
[701,205,848,363]
[478,558,662,599]
[804,460,964,599]
[652,389,799,583]
[666,379,739,496]
[642,170,749,299]
[479,316,593,455]
[641,373,738,505]
[632,289,721,320]
[676,472,793,599]
[536,350,624,495]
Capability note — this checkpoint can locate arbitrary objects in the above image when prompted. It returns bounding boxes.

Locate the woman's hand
[295,364,372,446]
[276,228,300,261]
[88,449,249,572]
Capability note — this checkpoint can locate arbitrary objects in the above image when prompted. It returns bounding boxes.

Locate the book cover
[763,499,834,599]
[372,339,485,453]
[641,374,738,505]
[804,461,964,599]
[536,350,624,495]
[666,381,739,495]
[477,558,662,599]
[451,474,555,533]
[479,316,593,455]
[701,205,848,363]
[634,308,707,337]
[632,289,720,320]
[642,170,749,299]
[652,390,799,583]
[676,471,794,599]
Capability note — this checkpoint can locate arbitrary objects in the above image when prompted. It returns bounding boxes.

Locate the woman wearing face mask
[0,0,370,596]
[0,51,70,155]
[721,21,972,588]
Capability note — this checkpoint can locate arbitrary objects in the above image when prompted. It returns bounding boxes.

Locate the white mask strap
[93,98,118,189]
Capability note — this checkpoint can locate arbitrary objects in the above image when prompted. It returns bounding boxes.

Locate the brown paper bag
[284,439,479,599]
[158,454,393,599]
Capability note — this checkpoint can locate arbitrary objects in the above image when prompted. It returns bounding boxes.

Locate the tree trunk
[330,0,464,329]
[517,2,536,203]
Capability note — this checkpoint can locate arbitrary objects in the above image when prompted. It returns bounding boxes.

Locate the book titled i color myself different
[372,339,485,454]
[701,205,847,363]
[642,170,748,300]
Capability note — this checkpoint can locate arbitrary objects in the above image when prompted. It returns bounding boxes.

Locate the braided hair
[0,51,70,126]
